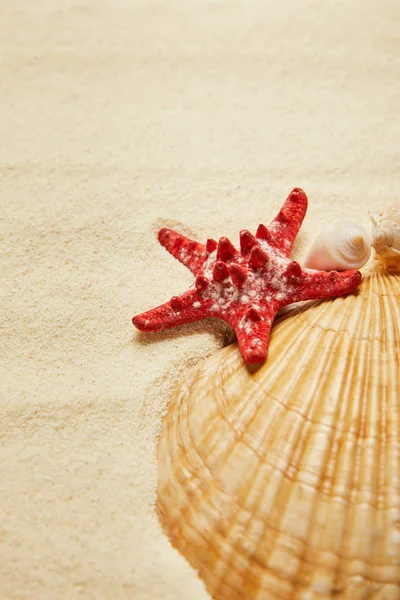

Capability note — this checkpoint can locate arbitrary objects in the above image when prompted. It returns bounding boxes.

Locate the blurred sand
[0,1,399,598]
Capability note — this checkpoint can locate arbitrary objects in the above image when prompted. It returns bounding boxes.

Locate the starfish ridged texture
[133,188,362,364]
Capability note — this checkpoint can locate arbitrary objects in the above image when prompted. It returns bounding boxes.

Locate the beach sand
[1,1,398,598]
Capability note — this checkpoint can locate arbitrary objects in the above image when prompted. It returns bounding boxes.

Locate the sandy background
[0,0,398,599]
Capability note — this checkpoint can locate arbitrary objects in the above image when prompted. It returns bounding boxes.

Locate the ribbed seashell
[370,204,400,270]
[158,262,400,598]
[304,220,371,271]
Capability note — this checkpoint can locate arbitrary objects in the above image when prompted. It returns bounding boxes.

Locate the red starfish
[133,189,362,364]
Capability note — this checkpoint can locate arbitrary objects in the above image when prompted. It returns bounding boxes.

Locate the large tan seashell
[158,260,400,598]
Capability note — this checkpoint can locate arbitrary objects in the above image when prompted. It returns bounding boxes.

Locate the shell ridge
[176,353,243,587]
[260,297,356,595]
[203,352,291,595]
[194,354,243,451]
[287,294,355,335]
[333,274,390,590]
[159,374,201,547]
[381,274,400,345]
[171,371,208,524]
[298,285,367,597]
[215,368,323,595]
[221,311,325,439]
[211,401,279,595]
[373,278,391,584]
[381,274,400,573]
[293,298,362,338]
[288,290,364,598]
[185,337,333,595]
[377,282,389,513]
[343,284,375,584]
[185,356,232,475]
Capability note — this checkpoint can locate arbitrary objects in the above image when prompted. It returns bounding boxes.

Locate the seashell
[157,222,400,599]
[370,204,400,270]
[304,220,371,271]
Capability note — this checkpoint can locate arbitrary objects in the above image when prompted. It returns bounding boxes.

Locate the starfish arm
[158,228,206,274]
[228,306,277,364]
[133,289,211,332]
[285,269,362,304]
[267,188,308,256]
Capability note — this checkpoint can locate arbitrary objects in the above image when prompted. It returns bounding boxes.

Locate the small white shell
[370,204,400,269]
[304,220,371,271]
